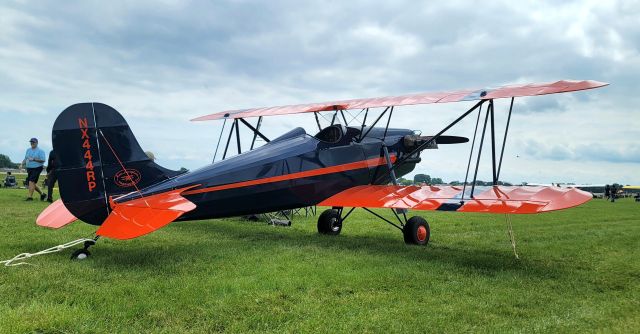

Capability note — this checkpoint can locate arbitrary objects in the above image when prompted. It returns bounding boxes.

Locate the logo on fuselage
[114,169,142,188]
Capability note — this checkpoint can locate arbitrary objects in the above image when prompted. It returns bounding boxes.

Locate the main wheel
[70,249,90,260]
[403,216,430,245]
[317,209,342,235]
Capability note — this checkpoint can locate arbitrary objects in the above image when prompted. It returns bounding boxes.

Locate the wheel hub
[330,218,340,231]
[416,225,427,242]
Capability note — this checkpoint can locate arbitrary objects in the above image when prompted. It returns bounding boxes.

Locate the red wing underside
[319,185,592,214]
[36,199,78,229]
[96,187,197,240]
[191,80,607,121]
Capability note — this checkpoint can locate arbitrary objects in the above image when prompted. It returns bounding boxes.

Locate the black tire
[317,209,342,235]
[403,216,430,245]
[70,249,90,260]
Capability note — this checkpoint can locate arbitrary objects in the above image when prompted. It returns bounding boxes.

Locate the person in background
[610,184,617,203]
[20,138,46,201]
[4,171,17,188]
[46,149,57,203]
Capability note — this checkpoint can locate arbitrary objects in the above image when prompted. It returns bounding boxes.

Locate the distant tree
[449,180,462,186]
[431,177,443,185]
[0,154,17,168]
[398,177,413,186]
[414,174,430,184]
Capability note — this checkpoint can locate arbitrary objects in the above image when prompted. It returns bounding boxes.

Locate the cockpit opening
[314,125,344,143]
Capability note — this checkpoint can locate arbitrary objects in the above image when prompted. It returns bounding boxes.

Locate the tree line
[0,154,19,169]
[397,173,513,186]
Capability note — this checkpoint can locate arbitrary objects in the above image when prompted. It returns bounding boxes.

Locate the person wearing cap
[20,138,47,201]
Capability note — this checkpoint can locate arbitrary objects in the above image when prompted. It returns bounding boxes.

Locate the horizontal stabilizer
[36,199,78,229]
[319,185,592,214]
[96,186,197,240]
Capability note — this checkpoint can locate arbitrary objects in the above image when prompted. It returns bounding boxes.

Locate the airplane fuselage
[116,126,418,221]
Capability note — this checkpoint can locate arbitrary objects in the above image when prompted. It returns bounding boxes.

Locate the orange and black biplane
[37,80,607,258]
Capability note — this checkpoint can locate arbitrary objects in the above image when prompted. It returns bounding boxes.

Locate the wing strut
[217,117,271,161]
[375,99,486,184]
[249,116,264,150]
[222,119,236,160]
[314,112,322,131]
[468,98,515,197]
[212,117,227,163]
[235,117,241,154]
[490,99,498,184]
[373,97,517,200]
[461,103,484,201]
[470,102,491,197]
[358,106,391,142]
[497,97,514,180]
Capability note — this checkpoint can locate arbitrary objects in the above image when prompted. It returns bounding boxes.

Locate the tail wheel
[403,216,430,245]
[70,249,90,260]
[317,209,342,235]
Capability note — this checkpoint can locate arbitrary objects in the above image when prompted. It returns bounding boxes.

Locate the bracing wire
[98,130,150,207]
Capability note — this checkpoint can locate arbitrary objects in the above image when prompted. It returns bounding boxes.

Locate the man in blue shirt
[20,138,46,201]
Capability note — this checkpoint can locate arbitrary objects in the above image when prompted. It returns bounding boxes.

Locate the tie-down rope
[505,214,519,259]
[0,237,96,267]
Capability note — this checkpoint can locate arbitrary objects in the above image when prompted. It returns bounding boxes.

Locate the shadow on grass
[84,218,568,280]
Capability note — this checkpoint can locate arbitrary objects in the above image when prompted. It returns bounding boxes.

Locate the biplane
[37,80,607,259]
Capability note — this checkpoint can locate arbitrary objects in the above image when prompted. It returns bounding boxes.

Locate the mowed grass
[0,186,638,333]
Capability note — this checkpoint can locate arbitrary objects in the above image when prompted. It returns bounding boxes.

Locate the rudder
[53,103,181,225]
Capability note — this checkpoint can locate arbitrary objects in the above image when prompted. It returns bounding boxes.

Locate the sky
[1,0,639,184]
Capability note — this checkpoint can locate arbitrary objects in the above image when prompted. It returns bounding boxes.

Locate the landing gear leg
[70,236,100,260]
[361,208,431,246]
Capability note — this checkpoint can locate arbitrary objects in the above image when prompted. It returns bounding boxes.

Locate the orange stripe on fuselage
[182,155,396,196]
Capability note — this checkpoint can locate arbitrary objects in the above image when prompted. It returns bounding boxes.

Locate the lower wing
[319,185,592,214]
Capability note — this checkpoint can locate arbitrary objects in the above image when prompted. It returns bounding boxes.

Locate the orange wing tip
[36,199,78,229]
[96,186,198,240]
[319,185,592,214]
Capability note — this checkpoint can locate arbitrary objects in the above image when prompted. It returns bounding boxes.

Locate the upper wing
[192,80,607,121]
[319,185,592,214]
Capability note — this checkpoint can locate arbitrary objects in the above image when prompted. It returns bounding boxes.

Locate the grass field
[0,185,638,333]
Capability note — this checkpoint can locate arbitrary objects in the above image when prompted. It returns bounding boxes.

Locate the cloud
[522,139,640,163]
[0,0,638,184]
